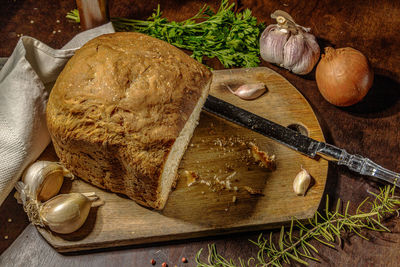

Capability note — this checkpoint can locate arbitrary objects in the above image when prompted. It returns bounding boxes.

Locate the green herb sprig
[195,185,400,266]
[66,0,264,68]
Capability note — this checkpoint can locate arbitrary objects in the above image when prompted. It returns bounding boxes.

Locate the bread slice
[46,32,212,209]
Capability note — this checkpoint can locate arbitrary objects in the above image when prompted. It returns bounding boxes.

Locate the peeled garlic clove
[22,161,73,202]
[226,83,266,100]
[40,193,95,234]
[260,25,289,65]
[293,168,311,196]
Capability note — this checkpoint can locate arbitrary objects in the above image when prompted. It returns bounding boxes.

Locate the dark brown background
[1,0,400,266]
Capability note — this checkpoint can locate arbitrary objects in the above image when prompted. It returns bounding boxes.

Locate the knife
[204,95,400,187]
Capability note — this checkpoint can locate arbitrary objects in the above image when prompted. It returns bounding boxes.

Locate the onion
[315,47,374,106]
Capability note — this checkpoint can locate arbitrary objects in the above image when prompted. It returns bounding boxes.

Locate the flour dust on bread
[46,32,212,210]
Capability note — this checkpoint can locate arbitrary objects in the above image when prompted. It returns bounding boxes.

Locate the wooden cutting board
[36,67,328,252]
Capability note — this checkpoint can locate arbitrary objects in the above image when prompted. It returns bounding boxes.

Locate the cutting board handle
[76,0,110,30]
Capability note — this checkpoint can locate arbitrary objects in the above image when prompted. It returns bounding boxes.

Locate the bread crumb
[30,20,34,24]
[7,218,12,223]
[225,171,236,180]
[56,19,60,23]
[232,196,237,203]
[250,143,276,170]
[244,186,264,196]
[171,178,178,190]
[224,208,228,211]
[185,170,199,186]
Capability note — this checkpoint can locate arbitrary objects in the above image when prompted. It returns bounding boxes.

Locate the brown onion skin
[316,47,374,107]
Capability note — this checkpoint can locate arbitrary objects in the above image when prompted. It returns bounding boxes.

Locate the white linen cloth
[0,23,115,206]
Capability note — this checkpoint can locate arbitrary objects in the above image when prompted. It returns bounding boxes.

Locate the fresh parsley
[67,0,264,68]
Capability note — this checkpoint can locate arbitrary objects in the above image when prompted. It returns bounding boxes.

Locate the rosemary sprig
[66,0,264,68]
[196,185,400,266]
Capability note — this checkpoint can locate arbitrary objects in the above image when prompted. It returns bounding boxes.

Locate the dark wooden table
[1,0,400,266]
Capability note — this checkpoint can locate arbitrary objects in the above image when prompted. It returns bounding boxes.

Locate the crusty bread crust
[46,32,211,209]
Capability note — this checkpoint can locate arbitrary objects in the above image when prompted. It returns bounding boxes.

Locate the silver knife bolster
[316,142,400,186]
[315,142,344,162]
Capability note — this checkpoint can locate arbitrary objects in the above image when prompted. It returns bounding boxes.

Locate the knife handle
[317,143,400,187]
[338,152,400,187]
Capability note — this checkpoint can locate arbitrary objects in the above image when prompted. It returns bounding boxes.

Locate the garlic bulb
[16,191,99,234]
[293,168,311,196]
[260,10,320,75]
[40,193,97,234]
[15,162,102,234]
[22,161,73,202]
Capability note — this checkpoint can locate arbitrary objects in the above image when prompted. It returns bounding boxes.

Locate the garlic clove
[40,193,96,234]
[283,33,320,75]
[293,168,311,196]
[260,25,289,65]
[293,33,320,75]
[36,168,64,202]
[283,34,306,72]
[304,33,320,54]
[225,83,266,100]
[22,161,73,202]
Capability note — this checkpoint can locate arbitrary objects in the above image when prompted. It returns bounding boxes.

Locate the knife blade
[204,95,400,187]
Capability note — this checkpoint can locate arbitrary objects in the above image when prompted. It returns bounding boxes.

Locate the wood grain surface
[1,0,400,266]
[35,67,327,252]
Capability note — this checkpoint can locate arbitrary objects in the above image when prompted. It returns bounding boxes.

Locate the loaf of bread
[46,32,212,209]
